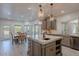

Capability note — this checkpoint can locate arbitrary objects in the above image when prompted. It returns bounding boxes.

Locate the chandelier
[38,3,55,21]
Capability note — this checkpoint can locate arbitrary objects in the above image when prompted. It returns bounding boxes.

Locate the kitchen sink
[44,38,50,40]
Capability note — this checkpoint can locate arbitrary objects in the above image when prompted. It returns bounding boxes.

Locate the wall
[56,11,79,34]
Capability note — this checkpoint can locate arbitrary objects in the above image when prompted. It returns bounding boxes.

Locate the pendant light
[38,4,44,18]
[49,3,54,21]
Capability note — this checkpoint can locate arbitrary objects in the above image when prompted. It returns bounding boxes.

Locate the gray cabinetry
[27,39,33,56]
[42,19,56,30]
[70,36,79,50]
[51,19,56,30]
[42,20,47,30]
[46,45,56,56]
[28,39,62,56]
[32,42,41,56]
[62,36,71,47]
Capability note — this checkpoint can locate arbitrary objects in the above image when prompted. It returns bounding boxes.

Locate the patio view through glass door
[34,24,41,39]
[14,25,22,34]
[24,24,41,39]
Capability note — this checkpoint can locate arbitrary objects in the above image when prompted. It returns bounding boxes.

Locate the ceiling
[0,3,79,22]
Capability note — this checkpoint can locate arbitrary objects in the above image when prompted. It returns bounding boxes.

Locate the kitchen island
[27,35,62,56]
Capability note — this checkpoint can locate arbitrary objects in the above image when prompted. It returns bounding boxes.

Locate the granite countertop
[32,35,62,45]
[48,33,79,37]
[69,34,79,37]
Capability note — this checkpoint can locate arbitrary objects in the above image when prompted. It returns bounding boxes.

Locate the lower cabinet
[46,46,56,56]
[27,39,33,56]
[62,36,71,47]
[33,42,41,56]
[70,37,79,50]
[61,36,79,50]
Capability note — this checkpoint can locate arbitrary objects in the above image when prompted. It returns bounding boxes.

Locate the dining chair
[10,32,18,44]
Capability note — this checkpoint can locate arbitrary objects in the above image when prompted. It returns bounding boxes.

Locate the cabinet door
[33,42,41,56]
[62,36,70,46]
[71,37,79,49]
[42,20,47,30]
[28,39,33,56]
[47,20,51,30]
[51,19,56,30]
[46,46,56,56]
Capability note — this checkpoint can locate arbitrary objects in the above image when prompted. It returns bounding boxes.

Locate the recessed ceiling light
[8,17,11,19]
[28,8,32,10]
[8,12,11,15]
[25,22,30,25]
[38,21,42,24]
[21,15,24,18]
[61,10,65,13]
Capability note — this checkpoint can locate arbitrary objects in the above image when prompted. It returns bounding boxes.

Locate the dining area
[10,32,27,44]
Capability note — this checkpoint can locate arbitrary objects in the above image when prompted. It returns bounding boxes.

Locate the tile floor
[0,40,79,56]
[62,46,79,56]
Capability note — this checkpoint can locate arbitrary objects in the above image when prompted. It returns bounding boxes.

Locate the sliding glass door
[34,24,41,39]
[24,24,41,39]
[24,24,34,38]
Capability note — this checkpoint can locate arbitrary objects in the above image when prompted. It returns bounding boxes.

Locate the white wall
[56,11,79,34]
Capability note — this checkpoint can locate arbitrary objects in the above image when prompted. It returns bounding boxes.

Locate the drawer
[46,42,56,47]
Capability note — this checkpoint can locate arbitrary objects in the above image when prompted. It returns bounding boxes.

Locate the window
[4,31,9,35]
[70,20,78,34]
[14,25,22,33]
[62,22,67,34]
[3,26,10,36]
[62,19,78,34]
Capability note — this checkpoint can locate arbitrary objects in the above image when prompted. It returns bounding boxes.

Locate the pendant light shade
[49,3,54,21]
[38,4,44,18]
[38,3,55,21]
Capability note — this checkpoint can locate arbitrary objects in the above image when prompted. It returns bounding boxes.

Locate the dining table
[13,32,26,43]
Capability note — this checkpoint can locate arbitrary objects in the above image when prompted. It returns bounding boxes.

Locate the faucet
[43,31,47,38]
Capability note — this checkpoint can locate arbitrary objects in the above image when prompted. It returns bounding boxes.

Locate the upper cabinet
[42,17,56,31]
[51,19,56,30]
